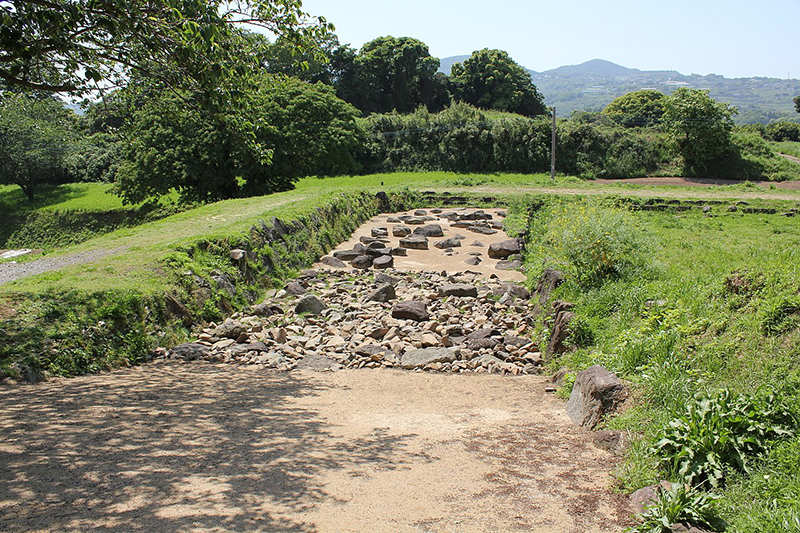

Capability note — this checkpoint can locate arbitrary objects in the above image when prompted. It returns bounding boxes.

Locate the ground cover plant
[524,196,800,530]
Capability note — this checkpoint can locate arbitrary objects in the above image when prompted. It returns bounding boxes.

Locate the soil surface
[0,364,633,532]
[0,247,126,286]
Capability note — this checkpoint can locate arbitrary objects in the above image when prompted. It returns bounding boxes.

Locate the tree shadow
[0,364,421,532]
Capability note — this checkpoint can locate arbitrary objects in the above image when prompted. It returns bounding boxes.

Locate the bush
[765,121,800,142]
[627,483,722,533]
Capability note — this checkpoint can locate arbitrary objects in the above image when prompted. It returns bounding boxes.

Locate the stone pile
[166,267,542,375]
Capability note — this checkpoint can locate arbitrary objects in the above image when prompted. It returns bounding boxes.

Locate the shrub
[627,483,722,533]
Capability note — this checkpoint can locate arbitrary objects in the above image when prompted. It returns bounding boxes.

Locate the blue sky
[300,0,799,79]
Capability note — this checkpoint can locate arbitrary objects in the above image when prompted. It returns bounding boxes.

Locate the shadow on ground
[0,364,418,532]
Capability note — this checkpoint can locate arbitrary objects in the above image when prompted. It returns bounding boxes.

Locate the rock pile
[166,267,542,374]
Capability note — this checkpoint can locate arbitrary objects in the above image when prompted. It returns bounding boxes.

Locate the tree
[795,96,800,113]
[115,75,362,204]
[663,88,737,176]
[336,36,447,114]
[603,89,667,127]
[0,93,76,199]
[0,0,332,105]
[449,49,546,116]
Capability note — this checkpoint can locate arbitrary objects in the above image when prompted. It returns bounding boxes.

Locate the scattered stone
[368,284,397,303]
[391,247,407,256]
[320,256,346,268]
[333,249,360,261]
[366,247,393,258]
[169,342,210,361]
[631,481,679,515]
[434,237,462,249]
[413,224,444,238]
[295,295,327,316]
[392,225,412,237]
[371,227,389,238]
[414,210,428,216]
[464,257,481,266]
[566,365,627,429]
[592,430,629,455]
[375,273,400,286]
[373,255,394,269]
[488,239,522,259]
[250,303,281,317]
[285,281,306,296]
[545,301,575,358]
[351,255,374,269]
[399,235,429,250]
[535,268,566,305]
[400,347,456,369]
[439,283,478,298]
[296,354,338,371]
[213,318,246,339]
[470,241,485,247]
[392,300,429,321]
[496,259,522,270]
[298,269,318,279]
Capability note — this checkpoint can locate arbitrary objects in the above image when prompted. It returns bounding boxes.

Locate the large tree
[336,36,448,115]
[603,89,666,127]
[449,49,546,116]
[795,95,800,113]
[664,88,737,176]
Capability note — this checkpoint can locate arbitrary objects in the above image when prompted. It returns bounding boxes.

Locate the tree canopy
[449,49,546,116]
[603,89,666,127]
[795,95,800,113]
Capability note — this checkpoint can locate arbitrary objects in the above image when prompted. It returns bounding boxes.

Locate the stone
[535,267,566,305]
[298,269,318,279]
[503,283,531,300]
[366,247,393,258]
[399,235,429,250]
[470,241,485,247]
[250,303,281,317]
[545,301,575,358]
[464,257,481,266]
[439,283,478,298]
[320,256,346,268]
[496,259,522,270]
[392,225,412,237]
[371,227,389,238]
[373,255,395,269]
[414,210,428,216]
[412,224,444,237]
[285,281,306,296]
[467,225,497,235]
[630,481,679,515]
[392,300,429,321]
[295,295,327,316]
[368,283,397,302]
[420,333,440,347]
[592,430,629,455]
[488,238,522,259]
[296,354,338,371]
[351,255,374,269]
[566,365,627,429]
[400,347,456,369]
[213,318,246,339]
[229,249,247,261]
[434,237,462,249]
[375,273,400,286]
[391,247,407,256]
[333,249,361,261]
[169,342,210,361]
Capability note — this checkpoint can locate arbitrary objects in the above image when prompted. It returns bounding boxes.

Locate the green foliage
[0,92,77,199]
[450,49,546,116]
[663,88,737,177]
[653,390,795,489]
[795,96,800,114]
[627,484,722,533]
[337,36,448,115]
[603,90,667,127]
[63,132,122,183]
[765,121,800,142]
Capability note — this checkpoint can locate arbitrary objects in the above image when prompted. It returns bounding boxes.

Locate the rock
[368,283,397,302]
[399,235,429,250]
[464,257,481,266]
[371,227,389,238]
[434,237,462,249]
[295,295,327,316]
[592,430,629,455]
[413,224,444,237]
[535,267,566,305]
[470,241,485,247]
[298,269,318,279]
[373,255,394,269]
[169,342,210,361]
[400,347,456,369]
[320,256,346,268]
[565,366,627,429]
[630,481,679,515]
[285,281,306,296]
[551,367,569,386]
[366,247,393,258]
[359,235,379,245]
[439,283,478,298]
[250,303,282,317]
[672,522,713,533]
[351,255,374,269]
[229,249,247,261]
[503,282,531,300]
[391,247,407,256]
[496,259,522,270]
[420,332,440,347]
[392,225,412,237]
[213,318,246,339]
[488,238,522,259]
[333,249,361,261]
[405,217,425,225]
[545,302,575,358]
[375,273,400,286]
[392,300,429,321]
[296,354,338,371]
[467,225,497,235]
[414,209,428,216]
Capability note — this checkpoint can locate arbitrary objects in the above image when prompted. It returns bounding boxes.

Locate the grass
[0,183,127,213]
[773,141,800,159]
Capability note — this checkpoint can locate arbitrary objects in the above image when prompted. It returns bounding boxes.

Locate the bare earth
[0,365,633,532]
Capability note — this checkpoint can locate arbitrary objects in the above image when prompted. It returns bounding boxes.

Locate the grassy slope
[0,183,127,213]
[773,141,800,159]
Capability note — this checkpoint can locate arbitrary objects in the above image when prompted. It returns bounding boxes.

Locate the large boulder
[391,300,429,321]
[399,235,429,250]
[350,255,374,269]
[488,238,522,259]
[213,318,246,339]
[373,255,394,269]
[320,256,346,268]
[439,283,478,298]
[333,249,360,261]
[434,237,462,249]
[412,224,444,238]
[400,347,456,369]
[392,225,412,237]
[295,294,326,316]
[565,365,626,429]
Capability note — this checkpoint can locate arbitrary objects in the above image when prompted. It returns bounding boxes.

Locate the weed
[627,483,723,533]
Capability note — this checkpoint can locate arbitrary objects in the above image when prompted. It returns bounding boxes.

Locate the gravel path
[0,365,633,532]
[0,247,126,286]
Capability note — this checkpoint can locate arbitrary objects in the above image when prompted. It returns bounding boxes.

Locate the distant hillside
[438,55,470,76]
[438,56,800,124]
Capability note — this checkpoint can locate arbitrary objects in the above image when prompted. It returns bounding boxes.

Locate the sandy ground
[0,364,633,532]
[317,208,526,283]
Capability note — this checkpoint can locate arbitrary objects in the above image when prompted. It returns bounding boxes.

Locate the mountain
[437,57,800,124]
[438,55,470,76]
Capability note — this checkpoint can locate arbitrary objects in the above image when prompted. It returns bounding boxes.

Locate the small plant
[627,483,722,533]
[653,389,795,489]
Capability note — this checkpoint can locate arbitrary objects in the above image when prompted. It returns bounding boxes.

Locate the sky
[300,0,799,79]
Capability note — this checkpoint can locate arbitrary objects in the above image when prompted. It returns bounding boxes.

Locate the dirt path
[0,364,632,532]
[0,247,127,286]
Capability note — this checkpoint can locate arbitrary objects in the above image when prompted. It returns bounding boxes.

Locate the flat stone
[296,354,338,371]
[464,257,481,266]
[399,235,429,250]
[392,225,412,237]
[413,224,444,237]
[368,283,396,302]
[400,347,456,369]
[169,343,209,361]
[375,273,400,286]
[392,300,429,321]
[373,255,394,269]
[320,256,346,268]
[371,227,389,238]
[496,259,522,270]
[333,249,360,261]
[439,283,478,298]
[285,281,306,296]
[351,255,374,269]
[295,295,327,316]
[391,247,407,256]
[488,239,522,259]
[434,237,462,249]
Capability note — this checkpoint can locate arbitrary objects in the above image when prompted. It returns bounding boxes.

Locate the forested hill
[440,57,800,124]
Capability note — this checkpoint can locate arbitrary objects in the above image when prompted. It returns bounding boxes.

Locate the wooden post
[550,107,557,181]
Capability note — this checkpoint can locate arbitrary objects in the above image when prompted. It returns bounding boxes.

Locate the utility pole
[550,107,557,181]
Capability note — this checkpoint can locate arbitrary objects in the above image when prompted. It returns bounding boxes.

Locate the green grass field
[773,140,800,159]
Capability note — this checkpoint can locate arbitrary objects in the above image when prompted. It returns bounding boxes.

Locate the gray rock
[391,247,407,256]
[250,303,282,317]
[630,481,679,515]
[545,301,575,358]
[359,235,379,245]
[413,224,444,237]
[488,239,522,259]
[535,267,565,305]
[320,256,346,268]
[213,318,246,339]
[503,282,531,300]
[414,210,428,216]
[434,237,462,249]
[464,257,481,266]
[592,430,629,455]
[368,283,397,302]
[351,255,374,269]
[439,283,478,298]
[392,300,429,321]
[169,342,210,361]
[400,347,456,369]
[285,281,306,296]
[467,225,497,235]
[399,235,429,250]
[296,354,338,371]
[470,241,485,247]
[371,227,389,238]
[298,269,318,279]
[229,249,247,261]
[373,255,394,269]
[366,247,393,258]
[496,259,522,270]
[333,249,360,261]
[375,273,400,286]
[566,365,627,429]
[392,225,412,237]
[295,294,327,316]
